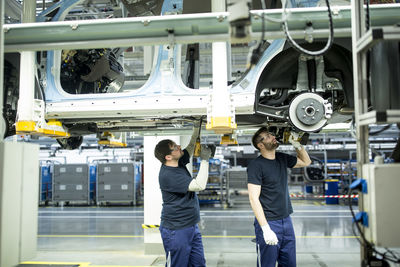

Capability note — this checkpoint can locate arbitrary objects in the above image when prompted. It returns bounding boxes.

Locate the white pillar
[144,136,176,254]
[143,135,192,254]
[212,0,228,96]
[17,0,36,122]
[0,142,39,267]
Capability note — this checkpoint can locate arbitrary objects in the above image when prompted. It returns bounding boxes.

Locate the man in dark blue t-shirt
[247,127,311,267]
[154,124,213,267]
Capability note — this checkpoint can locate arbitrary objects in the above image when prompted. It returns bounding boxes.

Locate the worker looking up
[154,122,212,267]
[247,127,311,267]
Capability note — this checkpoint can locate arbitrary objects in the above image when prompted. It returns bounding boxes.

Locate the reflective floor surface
[24,199,380,266]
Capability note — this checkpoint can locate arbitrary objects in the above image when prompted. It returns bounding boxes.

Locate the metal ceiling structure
[4,4,400,52]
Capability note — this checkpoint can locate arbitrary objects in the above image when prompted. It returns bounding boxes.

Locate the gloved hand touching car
[200,145,212,161]
[288,131,303,150]
[261,224,278,245]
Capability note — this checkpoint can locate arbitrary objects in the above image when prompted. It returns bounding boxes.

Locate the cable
[250,0,290,67]
[348,187,400,264]
[260,0,289,23]
[251,0,334,67]
[383,248,400,263]
[282,0,334,56]
[349,188,369,246]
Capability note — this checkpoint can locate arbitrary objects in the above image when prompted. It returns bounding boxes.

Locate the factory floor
[22,199,371,267]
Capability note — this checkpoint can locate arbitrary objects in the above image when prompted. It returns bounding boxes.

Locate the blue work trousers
[159,224,206,267]
[254,216,296,267]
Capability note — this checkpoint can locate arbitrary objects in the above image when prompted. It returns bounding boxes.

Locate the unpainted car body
[6,0,397,148]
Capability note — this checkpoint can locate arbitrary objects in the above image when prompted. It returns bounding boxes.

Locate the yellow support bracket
[220,134,238,145]
[206,117,237,134]
[98,132,127,147]
[16,120,70,138]
[98,140,127,147]
[15,121,36,132]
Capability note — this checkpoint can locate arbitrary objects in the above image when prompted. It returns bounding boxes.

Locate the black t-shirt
[159,149,200,230]
[247,152,297,220]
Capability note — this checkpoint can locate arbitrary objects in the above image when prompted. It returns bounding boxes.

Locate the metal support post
[1,2,40,266]
[226,42,233,82]
[323,133,328,179]
[350,0,370,263]
[13,0,70,138]
[207,0,237,134]
[17,0,37,123]
[351,0,369,170]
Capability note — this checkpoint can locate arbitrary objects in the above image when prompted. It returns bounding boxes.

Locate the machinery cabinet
[96,163,136,205]
[225,168,248,207]
[52,164,89,205]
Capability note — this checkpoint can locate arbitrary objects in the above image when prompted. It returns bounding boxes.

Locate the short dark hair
[154,139,174,164]
[252,127,269,150]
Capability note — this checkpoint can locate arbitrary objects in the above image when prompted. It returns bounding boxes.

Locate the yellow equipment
[193,119,203,157]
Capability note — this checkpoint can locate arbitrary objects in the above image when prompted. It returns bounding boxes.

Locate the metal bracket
[15,100,70,138]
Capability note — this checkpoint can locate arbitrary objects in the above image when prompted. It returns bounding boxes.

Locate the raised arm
[289,132,312,168]
[293,147,312,168]
[188,145,212,191]
[185,122,200,157]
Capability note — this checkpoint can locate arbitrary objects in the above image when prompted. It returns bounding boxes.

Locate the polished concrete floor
[22,199,377,267]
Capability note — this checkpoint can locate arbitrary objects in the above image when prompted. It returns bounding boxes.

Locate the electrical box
[362,163,400,247]
[96,163,136,205]
[53,164,90,204]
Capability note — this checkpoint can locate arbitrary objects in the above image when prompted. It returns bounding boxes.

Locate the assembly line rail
[3,4,400,52]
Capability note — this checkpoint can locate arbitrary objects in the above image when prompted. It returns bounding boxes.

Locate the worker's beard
[264,141,279,151]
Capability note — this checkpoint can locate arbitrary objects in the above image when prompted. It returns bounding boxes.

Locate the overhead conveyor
[3,4,400,52]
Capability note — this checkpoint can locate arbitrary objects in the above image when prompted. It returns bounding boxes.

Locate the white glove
[200,145,212,161]
[289,131,302,150]
[261,224,278,245]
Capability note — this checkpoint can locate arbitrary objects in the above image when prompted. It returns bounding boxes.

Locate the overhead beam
[3,4,400,52]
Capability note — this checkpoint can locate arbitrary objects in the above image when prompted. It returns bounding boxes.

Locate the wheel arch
[254,40,354,111]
